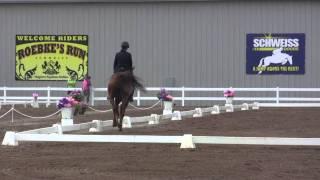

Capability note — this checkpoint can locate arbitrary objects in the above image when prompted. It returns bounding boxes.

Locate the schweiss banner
[246,33,305,75]
[15,35,88,81]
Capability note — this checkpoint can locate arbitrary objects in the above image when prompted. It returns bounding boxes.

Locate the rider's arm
[113,54,118,72]
[128,53,132,68]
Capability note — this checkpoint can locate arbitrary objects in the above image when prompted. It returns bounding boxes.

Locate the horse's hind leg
[110,97,119,127]
[118,98,129,131]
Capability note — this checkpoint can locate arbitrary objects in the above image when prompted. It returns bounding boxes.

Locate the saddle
[116,66,135,73]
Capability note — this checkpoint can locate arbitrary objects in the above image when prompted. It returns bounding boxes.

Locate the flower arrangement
[32,93,39,101]
[31,93,40,108]
[57,96,79,109]
[57,90,88,116]
[157,88,173,101]
[224,88,235,98]
[69,90,83,102]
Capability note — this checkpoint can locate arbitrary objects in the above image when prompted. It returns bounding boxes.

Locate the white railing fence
[4,102,320,148]
[1,86,320,107]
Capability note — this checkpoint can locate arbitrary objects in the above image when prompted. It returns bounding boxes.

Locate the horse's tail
[132,75,146,92]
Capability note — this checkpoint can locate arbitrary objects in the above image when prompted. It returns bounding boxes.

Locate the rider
[113,41,134,102]
[113,41,132,73]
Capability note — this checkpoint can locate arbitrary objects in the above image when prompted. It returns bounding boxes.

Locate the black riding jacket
[113,50,132,73]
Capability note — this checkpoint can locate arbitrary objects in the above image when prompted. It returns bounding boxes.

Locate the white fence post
[182,86,185,107]
[3,86,6,104]
[137,90,141,106]
[91,87,95,106]
[276,87,280,104]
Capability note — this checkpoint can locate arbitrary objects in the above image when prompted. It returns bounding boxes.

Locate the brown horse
[107,69,145,131]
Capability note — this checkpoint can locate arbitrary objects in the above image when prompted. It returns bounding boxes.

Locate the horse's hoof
[113,124,117,127]
[118,125,122,131]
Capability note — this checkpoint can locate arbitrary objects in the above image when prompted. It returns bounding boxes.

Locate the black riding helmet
[121,41,129,50]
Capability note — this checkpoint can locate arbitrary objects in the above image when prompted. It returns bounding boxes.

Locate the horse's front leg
[118,98,129,131]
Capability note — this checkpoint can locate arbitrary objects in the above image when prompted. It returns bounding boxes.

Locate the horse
[257,52,293,74]
[107,69,145,131]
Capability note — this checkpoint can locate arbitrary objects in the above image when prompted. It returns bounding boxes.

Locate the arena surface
[0,105,320,180]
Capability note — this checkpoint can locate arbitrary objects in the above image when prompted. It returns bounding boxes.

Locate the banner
[15,35,88,81]
[246,33,305,75]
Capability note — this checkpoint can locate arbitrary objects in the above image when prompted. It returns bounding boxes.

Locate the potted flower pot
[61,107,74,126]
[163,101,173,115]
[31,97,39,108]
[31,94,39,108]
[225,97,233,105]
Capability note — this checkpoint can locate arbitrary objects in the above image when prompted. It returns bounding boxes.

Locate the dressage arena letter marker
[180,134,196,149]
[89,120,103,132]
[149,114,160,125]
[52,124,63,135]
[122,116,132,128]
[252,102,260,110]
[241,103,249,111]
[193,108,203,118]
[211,105,220,114]
[171,111,182,121]
[225,104,234,112]
[2,131,18,146]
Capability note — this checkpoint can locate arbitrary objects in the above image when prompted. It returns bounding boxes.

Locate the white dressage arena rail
[3,102,258,147]
[4,133,320,148]
[3,101,320,149]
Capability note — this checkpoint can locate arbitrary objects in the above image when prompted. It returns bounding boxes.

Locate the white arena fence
[0,102,257,148]
[3,102,320,148]
[1,86,320,107]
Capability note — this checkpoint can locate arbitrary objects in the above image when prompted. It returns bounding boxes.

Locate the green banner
[15,35,88,81]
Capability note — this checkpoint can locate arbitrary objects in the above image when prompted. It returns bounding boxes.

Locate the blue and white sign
[246,33,305,75]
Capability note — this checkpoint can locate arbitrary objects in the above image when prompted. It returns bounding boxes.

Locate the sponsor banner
[246,33,305,75]
[15,35,88,81]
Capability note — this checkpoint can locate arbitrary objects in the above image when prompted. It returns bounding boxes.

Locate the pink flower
[166,95,173,100]
[157,88,173,101]
[224,88,235,97]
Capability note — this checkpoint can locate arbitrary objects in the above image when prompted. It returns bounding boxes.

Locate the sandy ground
[0,105,319,180]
